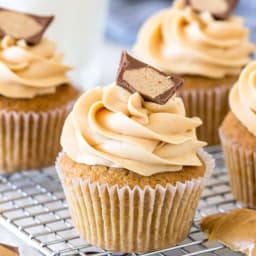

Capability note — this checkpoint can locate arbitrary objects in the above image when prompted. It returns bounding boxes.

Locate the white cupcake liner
[0,103,73,173]
[56,149,214,253]
[178,84,231,145]
[220,129,256,208]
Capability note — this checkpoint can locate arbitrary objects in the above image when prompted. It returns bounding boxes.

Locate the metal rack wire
[0,147,243,256]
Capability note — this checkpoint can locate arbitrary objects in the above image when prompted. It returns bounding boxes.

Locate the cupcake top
[61,52,206,176]
[134,0,255,78]
[230,61,256,136]
[0,9,71,99]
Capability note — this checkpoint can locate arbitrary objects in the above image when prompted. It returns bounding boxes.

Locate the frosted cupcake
[0,9,80,172]
[134,0,255,145]
[57,52,214,252]
[220,62,256,208]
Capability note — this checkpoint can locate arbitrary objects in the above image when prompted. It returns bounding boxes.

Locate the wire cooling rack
[0,147,243,256]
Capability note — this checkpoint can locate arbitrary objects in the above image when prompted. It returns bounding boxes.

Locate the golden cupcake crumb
[221,112,256,151]
[59,153,206,188]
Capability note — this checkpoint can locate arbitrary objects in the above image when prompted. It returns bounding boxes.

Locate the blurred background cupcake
[220,61,256,208]
[0,9,80,172]
[57,52,214,253]
[133,0,255,145]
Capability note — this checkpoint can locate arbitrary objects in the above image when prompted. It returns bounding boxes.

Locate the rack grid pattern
[0,147,243,256]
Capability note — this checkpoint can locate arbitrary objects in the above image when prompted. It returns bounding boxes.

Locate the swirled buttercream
[134,3,255,78]
[61,84,206,176]
[0,36,71,98]
[230,62,256,136]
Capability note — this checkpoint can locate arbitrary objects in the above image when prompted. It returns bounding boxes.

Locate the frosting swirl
[230,61,256,136]
[61,84,206,176]
[0,36,71,99]
[134,3,255,78]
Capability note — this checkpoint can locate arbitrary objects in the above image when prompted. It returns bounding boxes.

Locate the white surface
[99,42,125,85]
[0,224,41,255]
[69,40,126,90]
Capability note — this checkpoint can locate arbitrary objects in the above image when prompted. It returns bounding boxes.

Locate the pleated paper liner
[220,129,256,208]
[178,84,231,145]
[0,103,73,173]
[56,150,214,253]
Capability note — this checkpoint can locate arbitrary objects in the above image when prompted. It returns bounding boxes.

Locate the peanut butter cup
[185,0,239,19]
[0,8,53,44]
[117,51,183,104]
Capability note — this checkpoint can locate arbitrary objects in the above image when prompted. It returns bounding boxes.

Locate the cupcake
[0,9,80,172]
[220,61,256,208]
[133,0,255,145]
[57,51,214,252]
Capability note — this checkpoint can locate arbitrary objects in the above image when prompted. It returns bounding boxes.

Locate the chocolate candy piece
[0,243,19,255]
[116,51,183,105]
[185,0,239,19]
[0,8,54,45]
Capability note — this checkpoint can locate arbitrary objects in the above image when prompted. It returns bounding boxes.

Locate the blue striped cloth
[106,0,256,46]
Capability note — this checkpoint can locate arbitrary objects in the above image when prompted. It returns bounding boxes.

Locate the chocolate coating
[116,51,183,105]
[185,0,239,19]
[0,8,54,45]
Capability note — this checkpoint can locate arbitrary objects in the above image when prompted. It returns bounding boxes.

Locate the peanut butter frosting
[230,61,256,136]
[61,84,206,176]
[134,1,255,78]
[0,35,71,99]
[201,209,256,256]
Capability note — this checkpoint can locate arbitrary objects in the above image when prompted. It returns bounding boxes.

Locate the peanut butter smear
[0,243,19,256]
[201,209,256,256]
